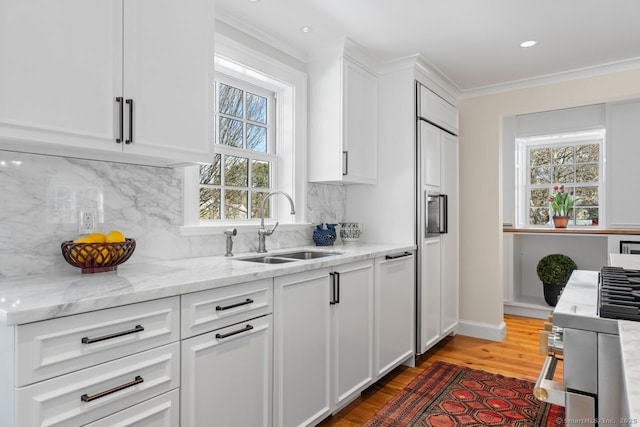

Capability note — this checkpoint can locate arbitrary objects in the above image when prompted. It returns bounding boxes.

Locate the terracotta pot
[552,215,569,228]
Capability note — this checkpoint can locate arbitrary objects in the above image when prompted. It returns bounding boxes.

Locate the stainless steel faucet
[257,191,296,253]
[224,228,237,257]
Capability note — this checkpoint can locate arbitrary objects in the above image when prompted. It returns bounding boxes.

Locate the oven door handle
[533,355,566,407]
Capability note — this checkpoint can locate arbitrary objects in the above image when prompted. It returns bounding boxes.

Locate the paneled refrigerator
[415,82,459,355]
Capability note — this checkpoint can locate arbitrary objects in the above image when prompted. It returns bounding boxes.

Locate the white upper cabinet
[0,0,214,167]
[308,41,378,184]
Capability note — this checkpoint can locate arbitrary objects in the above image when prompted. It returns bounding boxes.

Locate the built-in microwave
[425,191,448,238]
[620,240,640,254]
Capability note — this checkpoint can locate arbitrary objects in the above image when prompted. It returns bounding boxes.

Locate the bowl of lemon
[61,230,136,274]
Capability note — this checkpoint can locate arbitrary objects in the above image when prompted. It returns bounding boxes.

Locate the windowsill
[179,222,313,236]
[503,226,640,235]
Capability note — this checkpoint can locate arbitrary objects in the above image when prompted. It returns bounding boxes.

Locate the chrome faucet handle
[266,222,279,235]
[224,228,237,257]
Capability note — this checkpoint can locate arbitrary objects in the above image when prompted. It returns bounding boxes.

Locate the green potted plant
[549,184,578,228]
[536,254,577,306]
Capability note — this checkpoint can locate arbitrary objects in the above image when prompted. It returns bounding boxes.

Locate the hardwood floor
[319,314,561,426]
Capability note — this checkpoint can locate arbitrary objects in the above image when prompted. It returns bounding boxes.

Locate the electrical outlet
[78,210,97,234]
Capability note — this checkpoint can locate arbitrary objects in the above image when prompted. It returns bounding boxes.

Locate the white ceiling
[215,0,640,95]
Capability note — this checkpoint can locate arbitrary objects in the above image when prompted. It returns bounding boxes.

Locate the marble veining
[618,320,640,422]
[0,243,415,325]
[0,151,345,277]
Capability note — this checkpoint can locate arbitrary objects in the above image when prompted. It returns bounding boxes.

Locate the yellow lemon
[73,236,93,243]
[106,230,126,243]
[86,232,107,243]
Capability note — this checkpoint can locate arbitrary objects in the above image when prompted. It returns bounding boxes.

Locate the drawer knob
[81,325,145,344]
[81,375,144,402]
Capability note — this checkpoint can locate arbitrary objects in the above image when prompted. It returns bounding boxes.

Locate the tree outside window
[199,78,275,221]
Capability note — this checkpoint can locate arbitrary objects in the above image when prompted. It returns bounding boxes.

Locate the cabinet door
[375,253,415,377]
[418,85,458,134]
[181,315,272,427]
[419,239,441,353]
[123,0,214,164]
[441,134,459,336]
[274,269,332,427]
[0,0,122,154]
[420,121,441,187]
[332,260,374,409]
[342,58,377,184]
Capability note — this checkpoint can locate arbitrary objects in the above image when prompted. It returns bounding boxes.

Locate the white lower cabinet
[375,252,415,377]
[181,315,273,427]
[274,268,333,427]
[332,260,375,411]
[16,342,180,427]
[84,389,180,427]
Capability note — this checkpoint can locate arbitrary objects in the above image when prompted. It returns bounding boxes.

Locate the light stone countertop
[0,243,415,326]
[619,320,640,422]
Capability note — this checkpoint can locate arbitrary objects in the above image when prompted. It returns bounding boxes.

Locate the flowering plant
[549,184,578,217]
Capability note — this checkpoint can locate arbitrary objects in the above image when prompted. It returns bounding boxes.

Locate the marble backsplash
[0,150,346,278]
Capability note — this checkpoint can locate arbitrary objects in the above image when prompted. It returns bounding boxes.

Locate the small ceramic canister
[340,222,363,243]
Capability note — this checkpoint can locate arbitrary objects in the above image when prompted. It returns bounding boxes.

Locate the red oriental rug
[364,361,564,427]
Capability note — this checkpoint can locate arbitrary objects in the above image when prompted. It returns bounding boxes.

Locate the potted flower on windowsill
[536,254,578,306]
[549,184,578,228]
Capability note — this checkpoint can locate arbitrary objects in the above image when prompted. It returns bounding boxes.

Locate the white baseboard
[456,320,507,342]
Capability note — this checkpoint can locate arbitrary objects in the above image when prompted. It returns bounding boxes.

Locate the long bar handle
[334,271,340,304]
[215,324,253,339]
[125,98,134,144]
[329,272,337,305]
[440,194,448,234]
[81,376,143,402]
[533,355,566,406]
[81,325,144,344]
[342,151,348,176]
[115,97,124,143]
[385,252,413,260]
[216,298,254,311]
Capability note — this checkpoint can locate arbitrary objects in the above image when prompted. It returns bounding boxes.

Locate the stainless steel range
[534,269,631,426]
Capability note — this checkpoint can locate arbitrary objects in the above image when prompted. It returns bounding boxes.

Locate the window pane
[225,190,248,219]
[552,146,574,165]
[530,188,549,207]
[529,148,550,167]
[576,144,599,163]
[252,160,270,188]
[219,83,243,118]
[247,124,267,152]
[576,164,598,182]
[530,166,551,184]
[251,191,269,219]
[529,207,549,225]
[575,186,598,206]
[246,92,267,124]
[553,165,574,183]
[575,207,599,225]
[219,117,243,148]
[224,156,248,187]
[199,188,220,220]
[199,154,221,185]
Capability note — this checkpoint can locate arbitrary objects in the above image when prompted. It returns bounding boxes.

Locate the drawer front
[17,297,179,387]
[84,389,180,427]
[16,342,180,427]
[181,278,272,338]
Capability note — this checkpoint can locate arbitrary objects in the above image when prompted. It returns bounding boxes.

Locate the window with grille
[518,130,604,227]
[199,76,276,221]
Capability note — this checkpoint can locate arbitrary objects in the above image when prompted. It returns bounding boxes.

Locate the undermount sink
[236,250,343,264]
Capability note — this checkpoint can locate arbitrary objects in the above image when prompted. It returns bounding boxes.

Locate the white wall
[458,68,640,328]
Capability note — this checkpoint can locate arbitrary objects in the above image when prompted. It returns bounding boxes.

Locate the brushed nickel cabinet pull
[81,325,144,344]
[81,375,144,402]
[216,298,254,311]
[215,324,254,339]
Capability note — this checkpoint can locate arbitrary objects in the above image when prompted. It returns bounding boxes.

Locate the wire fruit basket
[61,238,136,274]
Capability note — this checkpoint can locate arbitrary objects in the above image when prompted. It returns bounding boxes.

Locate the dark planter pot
[543,282,565,306]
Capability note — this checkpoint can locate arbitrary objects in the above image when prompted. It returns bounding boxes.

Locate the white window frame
[515,129,606,228]
[180,34,308,236]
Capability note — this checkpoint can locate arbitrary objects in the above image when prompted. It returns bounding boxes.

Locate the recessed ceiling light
[301,26,313,33]
[248,0,260,3]
[520,40,537,48]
